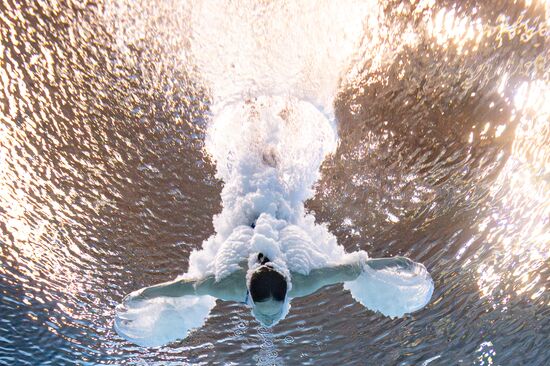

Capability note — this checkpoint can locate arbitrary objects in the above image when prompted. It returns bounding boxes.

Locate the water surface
[0,0,549,365]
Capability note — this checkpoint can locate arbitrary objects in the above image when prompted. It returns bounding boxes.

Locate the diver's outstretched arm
[124,277,198,303]
[124,268,247,304]
[289,261,360,298]
[288,256,423,299]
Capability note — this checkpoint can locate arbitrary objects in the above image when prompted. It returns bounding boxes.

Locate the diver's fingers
[115,302,142,321]
[364,256,418,273]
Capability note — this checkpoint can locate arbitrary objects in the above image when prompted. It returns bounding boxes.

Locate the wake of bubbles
[183,0,382,280]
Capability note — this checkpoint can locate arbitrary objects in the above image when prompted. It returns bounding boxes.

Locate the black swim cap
[250,263,287,303]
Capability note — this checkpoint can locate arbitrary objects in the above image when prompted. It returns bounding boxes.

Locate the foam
[114,293,216,347]
[182,1,379,279]
[186,95,344,282]
[344,260,435,318]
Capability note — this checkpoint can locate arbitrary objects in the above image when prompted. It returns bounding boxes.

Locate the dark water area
[1,0,549,365]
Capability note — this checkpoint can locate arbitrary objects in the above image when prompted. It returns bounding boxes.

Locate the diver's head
[249,256,288,326]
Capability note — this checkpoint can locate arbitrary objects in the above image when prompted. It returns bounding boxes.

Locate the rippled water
[1,0,549,365]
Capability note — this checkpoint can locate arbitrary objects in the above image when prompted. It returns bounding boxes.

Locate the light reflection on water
[1,0,549,365]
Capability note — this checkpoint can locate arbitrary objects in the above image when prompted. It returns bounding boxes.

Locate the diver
[120,251,427,327]
[116,140,434,346]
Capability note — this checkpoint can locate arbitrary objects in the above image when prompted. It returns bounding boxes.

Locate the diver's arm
[124,268,247,304]
[194,268,247,302]
[288,256,418,298]
[289,262,363,298]
[124,277,199,303]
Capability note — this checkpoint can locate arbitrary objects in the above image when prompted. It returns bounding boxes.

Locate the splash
[184,0,379,279]
[186,95,349,282]
[114,294,216,347]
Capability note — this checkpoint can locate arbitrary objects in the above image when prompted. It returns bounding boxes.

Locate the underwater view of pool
[0,0,548,365]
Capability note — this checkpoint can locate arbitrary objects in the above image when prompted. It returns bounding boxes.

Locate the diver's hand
[364,256,415,272]
[122,288,149,306]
